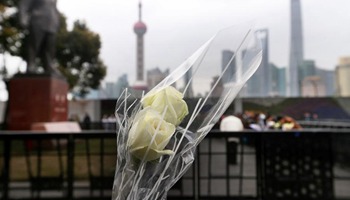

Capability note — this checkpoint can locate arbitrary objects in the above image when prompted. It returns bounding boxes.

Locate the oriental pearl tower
[132,1,148,91]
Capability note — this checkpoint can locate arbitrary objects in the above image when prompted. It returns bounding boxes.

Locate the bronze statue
[19,0,60,75]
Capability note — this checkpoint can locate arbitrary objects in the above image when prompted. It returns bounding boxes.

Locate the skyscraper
[270,63,279,96]
[221,50,236,84]
[299,60,316,83]
[288,0,304,96]
[336,57,350,96]
[243,29,269,97]
[147,67,169,89]
[277,67,287,96]
[133,1,148,90]
[256,29,270,96]
[242,48,261,97]
[316,68,335,96]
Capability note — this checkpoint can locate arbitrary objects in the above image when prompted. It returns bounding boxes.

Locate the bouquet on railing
[112,24,262,200]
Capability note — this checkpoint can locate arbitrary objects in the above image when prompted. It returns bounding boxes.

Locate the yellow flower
[127,107,176,161]
[142,86,188,125]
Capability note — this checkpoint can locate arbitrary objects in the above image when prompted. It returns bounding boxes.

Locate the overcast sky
[1,0,349,100]
[55,0,350,85]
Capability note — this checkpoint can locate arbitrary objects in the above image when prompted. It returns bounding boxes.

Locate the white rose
[127,107,176,161]
[142,86,188,125]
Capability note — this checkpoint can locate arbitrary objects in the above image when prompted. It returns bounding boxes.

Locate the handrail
[0,128,350,137]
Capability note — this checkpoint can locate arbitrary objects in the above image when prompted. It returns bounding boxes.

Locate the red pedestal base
[7,74,68,130]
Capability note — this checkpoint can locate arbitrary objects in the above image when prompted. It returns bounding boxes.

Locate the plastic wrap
[112,24,262,200]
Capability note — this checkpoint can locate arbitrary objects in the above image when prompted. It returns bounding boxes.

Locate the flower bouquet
[112,24,262,200]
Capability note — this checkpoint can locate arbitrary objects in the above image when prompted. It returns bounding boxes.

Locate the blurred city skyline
[1,0,350,99]
[55,0,350,86]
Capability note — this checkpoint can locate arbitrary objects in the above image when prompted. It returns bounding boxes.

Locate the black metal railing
[0,130,350,200]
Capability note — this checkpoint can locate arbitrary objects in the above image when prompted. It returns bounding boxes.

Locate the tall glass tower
[243,29,269,97]
[256,29,269,96]
[288,0,304,96]
[221,50,236,84]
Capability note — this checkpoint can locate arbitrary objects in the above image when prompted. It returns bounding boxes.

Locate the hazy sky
[55,0,350,85]
[1,0,350,97]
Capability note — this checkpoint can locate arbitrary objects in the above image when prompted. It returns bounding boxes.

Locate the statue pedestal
[7,74,68,130]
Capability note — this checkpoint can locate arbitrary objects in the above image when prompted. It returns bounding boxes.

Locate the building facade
[316,68,335,96]
[301,76,326,97]
[147,67,169,89]
[288,0,304,96]
[244,30,269,97]
[336,57,350,96]
[299,60,316,83]
[221,50,236,84]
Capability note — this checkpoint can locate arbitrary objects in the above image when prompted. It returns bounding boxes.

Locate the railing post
[2,138,11,200]
[255,132,263,200]
[67,134,75,200]
[194,149,199,200]
[327,132,335,200]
